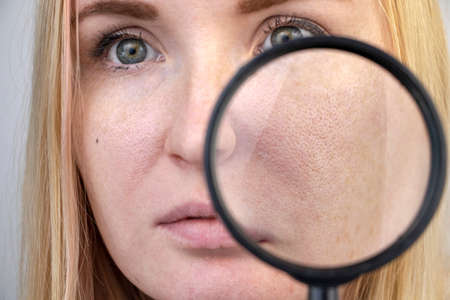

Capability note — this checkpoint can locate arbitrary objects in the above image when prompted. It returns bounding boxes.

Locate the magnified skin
[74,0,429,298]
[216,50,429,266]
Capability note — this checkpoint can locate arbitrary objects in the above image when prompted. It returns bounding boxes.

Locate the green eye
[259,17,327,53]
[271,26,304,46]
[116,38,148,64]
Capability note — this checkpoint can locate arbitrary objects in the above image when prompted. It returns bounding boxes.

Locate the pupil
[281,34,291,43]
[117,39,147,64]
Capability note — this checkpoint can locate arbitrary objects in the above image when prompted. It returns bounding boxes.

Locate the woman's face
[75,0,427,298]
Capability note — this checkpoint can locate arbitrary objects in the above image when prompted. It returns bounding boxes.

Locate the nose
[165,71,236,169]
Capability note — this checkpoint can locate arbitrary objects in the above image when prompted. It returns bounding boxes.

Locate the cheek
[75,76,175,246]
[218,57,389,265]
[84,96,165,193]
[242,73,386,221]
[226,54,387,208]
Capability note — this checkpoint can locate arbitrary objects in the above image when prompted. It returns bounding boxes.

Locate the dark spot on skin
[96,138,99,144]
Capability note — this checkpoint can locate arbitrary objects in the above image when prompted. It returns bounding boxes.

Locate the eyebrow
[76,0,159,23]
[76,0,316,24]
[238,0,292,14]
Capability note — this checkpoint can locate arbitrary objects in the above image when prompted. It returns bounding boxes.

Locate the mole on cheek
[96,138,99,144]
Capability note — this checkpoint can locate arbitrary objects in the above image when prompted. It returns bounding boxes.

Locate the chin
[128,249,308,300]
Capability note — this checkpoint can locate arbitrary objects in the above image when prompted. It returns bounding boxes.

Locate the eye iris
[117,38,147,64]
[271,26,303,46]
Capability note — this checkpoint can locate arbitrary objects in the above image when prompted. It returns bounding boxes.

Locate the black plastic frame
[203,36,447,286]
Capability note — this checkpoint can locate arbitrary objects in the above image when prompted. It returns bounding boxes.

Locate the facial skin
[74,0,429,298]
[216,49,429,266]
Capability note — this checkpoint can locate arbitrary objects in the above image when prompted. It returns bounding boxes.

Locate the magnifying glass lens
[212,49,430,267]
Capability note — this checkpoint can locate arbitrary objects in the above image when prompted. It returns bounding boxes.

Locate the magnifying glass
[203,37,447,299]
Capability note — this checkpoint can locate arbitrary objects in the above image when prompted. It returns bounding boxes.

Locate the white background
[1,1,449,299]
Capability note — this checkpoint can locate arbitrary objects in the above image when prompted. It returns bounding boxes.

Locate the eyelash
[90,15,327,71]
[255,15,327,55]
[263,15,326,35]
[90,25,163,72]
[91,26,148,60]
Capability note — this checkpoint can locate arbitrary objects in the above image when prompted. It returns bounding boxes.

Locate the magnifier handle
[308,285,338,300]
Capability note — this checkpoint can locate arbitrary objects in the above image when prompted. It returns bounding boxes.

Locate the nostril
[170,153,189,168]
[172,154,183,162]
[214,122,237,164]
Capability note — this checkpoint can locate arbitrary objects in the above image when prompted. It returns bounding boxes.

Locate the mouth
[156,202,268,249]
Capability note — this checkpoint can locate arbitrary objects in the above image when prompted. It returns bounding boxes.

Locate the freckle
[96,138,99,144]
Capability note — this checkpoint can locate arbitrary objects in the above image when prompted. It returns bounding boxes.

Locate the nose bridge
[165,37,237,167]
[187,63,226,124]
[184,22,237,120]
[189,45,235,104]
[183,44,234,140]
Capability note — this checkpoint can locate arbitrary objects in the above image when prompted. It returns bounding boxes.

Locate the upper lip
[155,201,272,243]
[155,202,219,225]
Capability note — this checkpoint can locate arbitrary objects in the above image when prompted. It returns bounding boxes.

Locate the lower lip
[159,218,262,249]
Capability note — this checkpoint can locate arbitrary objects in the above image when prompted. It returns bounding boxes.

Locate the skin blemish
[96,138,99,144]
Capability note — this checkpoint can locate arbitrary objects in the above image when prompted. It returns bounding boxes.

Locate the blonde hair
[20,0,449,299]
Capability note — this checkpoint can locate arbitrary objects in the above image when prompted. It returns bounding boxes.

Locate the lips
[156,202,268,249]
[156,202,218,225]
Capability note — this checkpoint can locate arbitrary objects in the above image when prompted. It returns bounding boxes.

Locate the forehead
[77,0,286,14]
[76,0,362,17]
[75,0,389,52]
